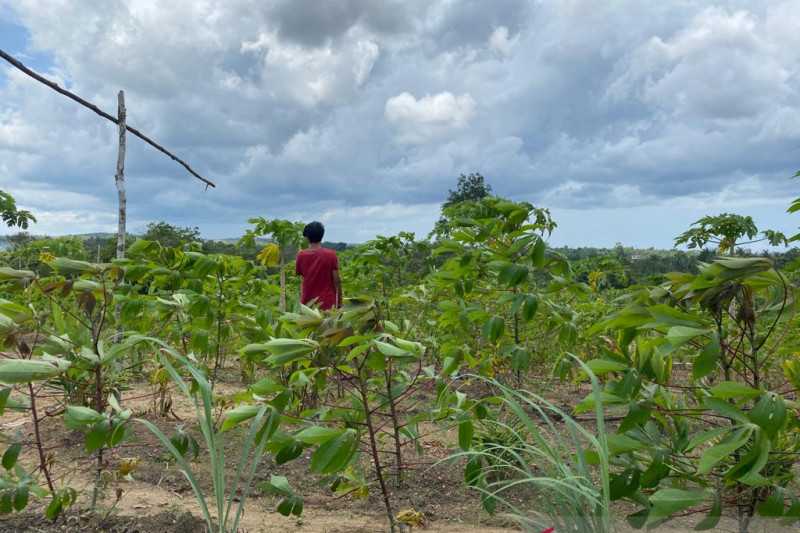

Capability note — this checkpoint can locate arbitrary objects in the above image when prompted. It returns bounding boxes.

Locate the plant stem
[28,382,54,493]
[358,372,396,533]
[383,364,403,488]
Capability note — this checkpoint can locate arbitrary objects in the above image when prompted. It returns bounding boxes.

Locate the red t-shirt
[295,247,339,309]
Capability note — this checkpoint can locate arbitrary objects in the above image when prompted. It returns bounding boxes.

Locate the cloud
[385,91,476,143]
[488,26,517,57]
[0,0,798,246]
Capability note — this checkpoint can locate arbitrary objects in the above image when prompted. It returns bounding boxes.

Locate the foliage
[142,221,201,249]
[0,190,36,230]
[444,173,492,207]
[241,218,305,312]
[430,196,581,378]
[133,337,279,533]
[584,255,799,531]
[675,213,788,255]
[432,173,493,238]
[452,362,612,533]
[241,300,439,532]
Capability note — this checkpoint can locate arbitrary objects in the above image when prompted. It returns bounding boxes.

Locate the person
[295,221,342,309]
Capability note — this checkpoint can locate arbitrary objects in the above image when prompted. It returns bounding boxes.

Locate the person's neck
[309,242,323,249]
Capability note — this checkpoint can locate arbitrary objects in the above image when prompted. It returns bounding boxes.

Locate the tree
[432,173,493,239]
[0,190,36,229]
[444,172,492,207]
[675,213,787,255]
[142,221,201,249]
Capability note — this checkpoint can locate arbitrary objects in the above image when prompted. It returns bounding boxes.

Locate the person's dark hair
[303,221,325,243]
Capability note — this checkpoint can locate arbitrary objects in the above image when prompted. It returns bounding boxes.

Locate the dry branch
[0,48,215,188]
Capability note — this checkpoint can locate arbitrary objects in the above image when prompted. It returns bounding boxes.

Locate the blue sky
[1,1,799,248]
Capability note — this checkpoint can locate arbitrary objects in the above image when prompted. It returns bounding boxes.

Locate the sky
[1,0,799,248]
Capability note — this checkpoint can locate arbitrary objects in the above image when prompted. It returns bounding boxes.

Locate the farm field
[3,2,800,532]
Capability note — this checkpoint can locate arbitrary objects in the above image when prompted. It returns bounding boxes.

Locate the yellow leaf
[257,243,280,267]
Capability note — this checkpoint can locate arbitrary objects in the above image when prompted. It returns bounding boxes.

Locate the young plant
[243,300,435,533]
[131,336,281,533]
[450,360,612,533]
[585,255,800,532]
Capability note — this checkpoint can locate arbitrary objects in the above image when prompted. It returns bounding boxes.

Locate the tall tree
[432,173,493,239]
[443,172,492,207]
[142,221,201,248]
[0,190,36,229]
[675,213,787,256]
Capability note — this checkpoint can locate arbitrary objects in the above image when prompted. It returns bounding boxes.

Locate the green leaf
[64,406,103,429]
[693,337,720,379]
[263,475,304,517]
[626,508,649,529]
[250,377,285,396]
[728,429,770,485]
[464,456,482,486]
[574,391,626,415]
[275,442,304,465]
[295,426,344,445]
[277,496,303,517]
[2,443,21,470]
[482,316,504,343]
[12,485,29,512]
[521,295,538,321]
[703,397,749,424]
[585,359,628,375]
[496,263,528,287]
[372,340,414,359]
[619,402,652,433]
[531,237,546,268]
[648,488,709,524]
[510,347,530,373]
[710,381,760,400]
[458,419,473,451]
[757,489,785,517]
[686,427,729,452]
[0,359,63,384]
[698,426,753,474]
[221,405,261,432]
[607,433,644,455]
[0,491,11,514]
[647,304,704,328]
[0,267,35,281]
[665,326,709,348]
[50,257,98,276]
[310,428,357,474]
[749,393,787,437]
[610,468,640,500]
[0,388,10,415]
[263,338,318,366]
[694,490,721,530]
[85,419,111,453]
[45,494,62,520]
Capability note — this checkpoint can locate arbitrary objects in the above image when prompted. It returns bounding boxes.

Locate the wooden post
[115,91,127,259]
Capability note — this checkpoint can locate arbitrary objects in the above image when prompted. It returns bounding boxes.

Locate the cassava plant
[242,299,438,533]
[584,254,799,532]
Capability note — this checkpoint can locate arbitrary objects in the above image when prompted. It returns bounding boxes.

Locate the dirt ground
[0,369,796,532]
[0,366,520,533]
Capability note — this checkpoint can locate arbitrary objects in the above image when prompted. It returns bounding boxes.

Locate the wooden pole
[115,91,127,259]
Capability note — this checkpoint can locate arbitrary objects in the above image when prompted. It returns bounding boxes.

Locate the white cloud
[384,91,476,143]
